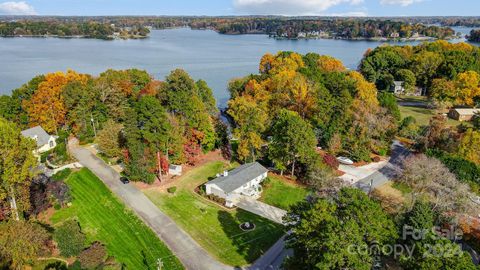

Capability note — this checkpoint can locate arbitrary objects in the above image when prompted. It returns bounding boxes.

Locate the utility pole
[91,114,97,138]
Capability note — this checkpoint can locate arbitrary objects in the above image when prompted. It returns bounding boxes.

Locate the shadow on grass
[217,210,283,268]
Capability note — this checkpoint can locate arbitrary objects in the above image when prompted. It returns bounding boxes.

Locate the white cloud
[233,0,364,16]
[0,1,36,15]
[380,0,421,7]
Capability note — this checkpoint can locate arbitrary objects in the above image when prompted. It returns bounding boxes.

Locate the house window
[49,140,54,148]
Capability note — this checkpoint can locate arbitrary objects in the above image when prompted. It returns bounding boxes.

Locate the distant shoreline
[0,34,148,40]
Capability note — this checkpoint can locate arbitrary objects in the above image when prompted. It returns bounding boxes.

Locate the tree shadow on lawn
[217,210,284,267]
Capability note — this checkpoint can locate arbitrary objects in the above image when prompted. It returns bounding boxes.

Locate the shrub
[167,186,177,194]
[79,241,107,269]
[29,174,70,216]
[54,220,86,257]
[51,168,72,181]
[323,154,339,170]
[205,194,226,205]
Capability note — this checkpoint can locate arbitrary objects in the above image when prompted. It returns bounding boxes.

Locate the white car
[337,156,354,165]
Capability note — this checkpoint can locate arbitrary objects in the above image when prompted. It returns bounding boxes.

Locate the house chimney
[223,170,228,177]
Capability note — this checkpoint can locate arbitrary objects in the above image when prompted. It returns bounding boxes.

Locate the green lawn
[51,168,183,270]
[143,161,285,267]
[399,105,461,127]
[259,175,310,210]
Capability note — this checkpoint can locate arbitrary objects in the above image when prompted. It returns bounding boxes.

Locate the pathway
[68,140,232,270]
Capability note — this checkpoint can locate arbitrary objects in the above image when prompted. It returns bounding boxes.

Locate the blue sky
[0,0,478,16]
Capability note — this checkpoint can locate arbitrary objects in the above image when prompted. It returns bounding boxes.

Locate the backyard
[398,105,462,127]
[259,175,310,210]
[51,169,183,270]
[143,161,285,267]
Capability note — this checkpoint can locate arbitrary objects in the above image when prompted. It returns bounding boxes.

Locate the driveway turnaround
[69,143,232,270]
[355,141,411,193]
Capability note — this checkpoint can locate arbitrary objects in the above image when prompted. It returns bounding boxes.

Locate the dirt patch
[134,150,228,191]
[37,207,57,224]
[371,182,406,214]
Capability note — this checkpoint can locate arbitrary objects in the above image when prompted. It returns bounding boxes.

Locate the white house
[205,162,268,207]
[21,126,57,154]
[392,81,405,94]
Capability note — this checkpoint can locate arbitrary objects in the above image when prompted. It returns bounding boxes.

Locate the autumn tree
[268,109,316,176]
[458,129,480,165]
[228,96,267,161]
[95,120,123,158]
[0,220,51,269]
[454,71,480,106]
[24,71,88,134]
[0,118,37,220]
[317,55,346,72]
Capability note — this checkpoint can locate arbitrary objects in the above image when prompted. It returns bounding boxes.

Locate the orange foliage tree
[24,70,88,133]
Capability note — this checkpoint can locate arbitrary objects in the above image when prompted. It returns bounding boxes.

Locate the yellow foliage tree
[455,71,480,106]
[458,129,480,165]
[24,70,88,133]
[348,71,379,107]
[260,52,304,75]
[317,55,346,72]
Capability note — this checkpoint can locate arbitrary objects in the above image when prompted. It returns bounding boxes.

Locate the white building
[392,81,405,94]
[21,126,57,154]
[205,162,268,207]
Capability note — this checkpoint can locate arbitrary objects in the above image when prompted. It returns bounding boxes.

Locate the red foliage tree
[323,154,340,170]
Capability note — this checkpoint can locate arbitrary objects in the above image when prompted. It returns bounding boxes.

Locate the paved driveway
[236,196,287,224]
[355,141,411,192]
[69,142,232,270]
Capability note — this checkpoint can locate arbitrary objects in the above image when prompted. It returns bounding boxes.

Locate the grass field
[259,175,309,210]
[399,105,462,127]
[143,161,285,267]
[51,168,183,270]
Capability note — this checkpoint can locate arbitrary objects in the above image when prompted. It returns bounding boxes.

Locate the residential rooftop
[207,162,268,193]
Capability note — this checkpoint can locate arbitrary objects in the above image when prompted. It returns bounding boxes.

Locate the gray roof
[21,126,51,147]
[207,162,268,193]
[393,81,404,86]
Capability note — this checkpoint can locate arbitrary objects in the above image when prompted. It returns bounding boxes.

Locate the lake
[0,27,473,106]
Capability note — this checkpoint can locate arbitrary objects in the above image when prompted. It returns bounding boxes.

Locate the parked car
[120,177,130,184]
[337,156,354,165]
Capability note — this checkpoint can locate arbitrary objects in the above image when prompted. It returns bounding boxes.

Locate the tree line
[0,21,150,39]
[360,41,480,108]
[0,16,460,40]
[190,18,456,40]
[0,68,222,184]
